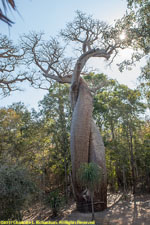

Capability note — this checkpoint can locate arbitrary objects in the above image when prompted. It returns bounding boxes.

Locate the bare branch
[0,34,31,96]
[60,10,108,54]
[20,32,74,90]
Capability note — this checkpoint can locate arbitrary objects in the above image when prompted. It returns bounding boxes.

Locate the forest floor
[23,192,150,225]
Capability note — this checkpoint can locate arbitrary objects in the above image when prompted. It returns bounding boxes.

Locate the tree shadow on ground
[63,193,150,225]
[23,193,150,225]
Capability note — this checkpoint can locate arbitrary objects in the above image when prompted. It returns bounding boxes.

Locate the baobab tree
[21,11,127,212]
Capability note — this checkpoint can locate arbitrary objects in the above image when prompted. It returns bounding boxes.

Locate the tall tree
[39,83,71,200]
[117,0,150,84]
[21,11,129,211]
[91,75,146,193]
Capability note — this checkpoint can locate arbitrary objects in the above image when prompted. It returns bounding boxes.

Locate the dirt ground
[23,193,150,225]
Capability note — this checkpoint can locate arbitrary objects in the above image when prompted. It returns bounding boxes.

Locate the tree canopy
[1,4,150,219]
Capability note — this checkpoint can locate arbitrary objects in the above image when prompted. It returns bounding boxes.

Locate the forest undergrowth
[23,192,150,225]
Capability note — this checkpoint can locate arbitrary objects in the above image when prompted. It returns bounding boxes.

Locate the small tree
[78,162,102,221]
[0,165,37,220]
[46,190,64,218]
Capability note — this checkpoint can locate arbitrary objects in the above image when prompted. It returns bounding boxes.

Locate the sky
[0,0,145,110]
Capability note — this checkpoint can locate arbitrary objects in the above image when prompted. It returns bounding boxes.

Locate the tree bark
[129,125,136,194]
[91,192,95,221]
[70,77,107,212]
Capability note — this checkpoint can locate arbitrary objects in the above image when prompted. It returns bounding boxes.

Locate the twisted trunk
[70,77,107,212]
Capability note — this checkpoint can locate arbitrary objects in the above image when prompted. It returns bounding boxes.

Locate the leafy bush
[0,165,37,220]
[78,162,102,220]
[46,190,64,217]
[78,162,102,191]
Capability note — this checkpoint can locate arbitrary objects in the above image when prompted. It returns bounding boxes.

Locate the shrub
[46,190,64,217]
[0,165,37,220]
[78,162,102,220]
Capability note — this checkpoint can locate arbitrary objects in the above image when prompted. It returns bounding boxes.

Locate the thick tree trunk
[71,78,93,210]
[89,120,107,211]
[70,78,107,212]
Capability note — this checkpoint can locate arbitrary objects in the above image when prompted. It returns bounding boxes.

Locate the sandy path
[23,193,150,225]
[62,194,150,225]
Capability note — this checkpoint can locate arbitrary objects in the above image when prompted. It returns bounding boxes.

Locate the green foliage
[0,70,150,217]
[115,0,150,76]
[0,165,37,220]
[46,190,64,217]
[39,83,71,193]
[78,162,102,220]
[78,162,102,192]
[0,85,71,198]
[86,73,148,192]
[127,0,149,7]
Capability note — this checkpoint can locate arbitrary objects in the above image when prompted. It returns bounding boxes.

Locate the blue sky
[1,0,127,37]
[0,0,144,110]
